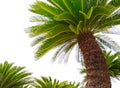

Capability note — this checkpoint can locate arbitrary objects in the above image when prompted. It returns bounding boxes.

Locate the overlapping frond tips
[96,9,120,29]
[96,34,120,52]
[34,76,80,88]
[35,32,76,59]
[102,26,120,35]
[30,1,62,18]
[109,0,120,7]
[52,40,77,63]
[46,24,71,38]
[0,61,32,88]
[25,21,62,37]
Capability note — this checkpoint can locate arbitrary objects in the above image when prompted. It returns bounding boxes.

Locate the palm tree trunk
[77,31,111,88]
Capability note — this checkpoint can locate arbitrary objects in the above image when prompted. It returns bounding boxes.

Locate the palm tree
[26,0,120,88]
[80,51,120,87]
[32,76,80,88]
[0,61,32,88]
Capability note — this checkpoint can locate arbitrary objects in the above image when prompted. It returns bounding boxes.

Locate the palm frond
[54,11,77,25]
[30,1,62,18]
[46,24,71,38]
[102,26,120,35]
[31,35,45,47]
[35,32,76,59]
[61,0,78,19]
[34,76,80,88]
[109,0,120,7]
[96,34,120,52]
[96,9,120,29]
[30,15,49,22]
[26,21,63,37]
[103,51,120,79]
[52,40,76,63]
[87,6,110,29]
[0,61,32,88]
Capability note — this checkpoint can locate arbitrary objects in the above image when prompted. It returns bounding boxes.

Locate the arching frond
[31,35,45,46]
[0,61,32,88]
[34,76,80,88]
[46,24,71,38]
[26,21,64,37]
[35,32,76,59]
[95,34,120,52]
[52,40,76,63]
[102,26,120,35]
[30,1,62,18]
[87,6,110,29]
[109,0,120,7]
[54,12,77,25]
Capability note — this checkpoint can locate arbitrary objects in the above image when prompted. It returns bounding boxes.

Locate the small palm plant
[80,51,120,87]
[32,76,80,88]
[0,61,32,88]
[26,0,120,87]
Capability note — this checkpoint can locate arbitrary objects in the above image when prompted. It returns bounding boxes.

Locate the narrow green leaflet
[79,7,93,19]
[54,12,77,25]
[88,6,110,27]
[69,24,79,34]
[46,24,71,38]
[35,32,76,58]
[26,21,62,37]
[96,34,120,52]
[30,1,62,18]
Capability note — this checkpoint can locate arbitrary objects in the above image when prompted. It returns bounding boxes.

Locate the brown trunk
[77,31,111,88]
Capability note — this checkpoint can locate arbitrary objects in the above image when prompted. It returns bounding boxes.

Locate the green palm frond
[30,1,62,18]
[35,32,76,59]
[26,21,64,37]
[96,12,120,29]
[46,24,71,38]
[0,61,32,88]
[109,0,120,7]
[33,76,80,88]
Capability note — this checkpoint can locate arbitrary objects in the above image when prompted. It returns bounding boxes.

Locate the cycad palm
[26,0,120,88]
[0,61,32,88]
[33,76,80,88]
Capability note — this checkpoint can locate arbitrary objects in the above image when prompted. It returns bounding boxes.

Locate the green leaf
[96,34,120,52]
[46,24,71,38]
[54,12,77,25]
[96,12,120,29]
[109,0,120,7]
[30,1,61,18]
[35,32,76,58]
[26,21,61,37]
[69,24,78,34]
[48,0,68,11]
[79,7,93,19]
[31,36,45,46]
[88,6,110,27]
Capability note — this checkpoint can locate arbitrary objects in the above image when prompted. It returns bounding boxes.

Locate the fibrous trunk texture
[77,31,111,88]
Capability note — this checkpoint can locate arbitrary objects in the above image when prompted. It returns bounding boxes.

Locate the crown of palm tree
[32,76,80,88]
[26,0,120,61]
[0,61,32,88]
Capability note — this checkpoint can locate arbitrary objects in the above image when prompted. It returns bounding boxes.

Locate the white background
[0,0,120,87]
